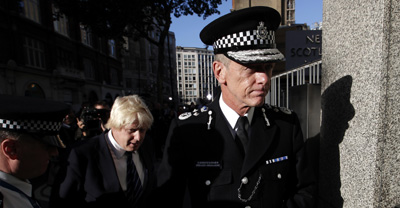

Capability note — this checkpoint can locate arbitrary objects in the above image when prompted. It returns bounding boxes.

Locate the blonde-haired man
[51,95,156,208]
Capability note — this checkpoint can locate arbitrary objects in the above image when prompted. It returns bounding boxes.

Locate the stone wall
[320,0,400,207]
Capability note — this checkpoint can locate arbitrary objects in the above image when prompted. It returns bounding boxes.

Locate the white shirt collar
[0,171,32,197]
[107,130,126,159]
[219,93,254,129]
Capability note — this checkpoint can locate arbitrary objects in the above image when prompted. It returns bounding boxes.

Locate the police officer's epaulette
[178,106,214,130]
[178,106,210,121]
[263,104,293,115]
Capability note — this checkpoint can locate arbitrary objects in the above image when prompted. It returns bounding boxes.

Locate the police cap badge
[200,6,285,64]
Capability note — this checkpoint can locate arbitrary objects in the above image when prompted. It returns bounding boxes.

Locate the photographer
[76,101,111,140]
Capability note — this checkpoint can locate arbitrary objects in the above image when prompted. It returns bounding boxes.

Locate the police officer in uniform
[156,6,317,208]
[0,95,69,208]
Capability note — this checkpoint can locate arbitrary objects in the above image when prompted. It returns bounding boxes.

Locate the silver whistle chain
[237,174,262,202]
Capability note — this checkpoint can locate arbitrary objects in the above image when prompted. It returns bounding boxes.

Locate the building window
[98,38,106,54]
[23,37,45,69]
[125,78,132,88]
[135,58,141,72]
[109,39,116,58]
[53,6,69,36]
[83,58,95,80]
[57,48,74,69]
[110,67,119,85]
[287,0,295,9]
[21,0,40,23]
[80,24,93,46]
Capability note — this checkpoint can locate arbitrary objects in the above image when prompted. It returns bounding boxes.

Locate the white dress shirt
[106,130,144,191]
[0,171,34,208]
[219,94,254,133]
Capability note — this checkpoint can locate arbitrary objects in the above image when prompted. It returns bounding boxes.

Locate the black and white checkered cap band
[0,118,62,133]
[213,29,275,53]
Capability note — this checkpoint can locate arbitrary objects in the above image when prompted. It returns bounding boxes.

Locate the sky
[170,0,323,48]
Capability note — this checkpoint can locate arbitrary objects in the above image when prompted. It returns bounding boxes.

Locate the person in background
[0,95,69,208]
[59,108,78,147]
[76,100,111,140]
[93,100,111,132]
[50,95,156,208]
[156,6,317,208]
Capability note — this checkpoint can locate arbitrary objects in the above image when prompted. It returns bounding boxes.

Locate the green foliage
[171,0,223,19]
[53,0,225,41]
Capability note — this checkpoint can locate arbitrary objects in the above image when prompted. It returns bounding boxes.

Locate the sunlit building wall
[176,47,218,105]
[232,0,295,26]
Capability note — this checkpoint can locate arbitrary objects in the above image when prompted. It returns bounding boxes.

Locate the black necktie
[235,116,249,155]
[126,151,143,206]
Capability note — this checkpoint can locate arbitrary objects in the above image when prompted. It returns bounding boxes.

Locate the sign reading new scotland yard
[285,30,322,70]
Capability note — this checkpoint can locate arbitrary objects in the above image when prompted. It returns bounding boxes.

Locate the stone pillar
[320,0,400,207]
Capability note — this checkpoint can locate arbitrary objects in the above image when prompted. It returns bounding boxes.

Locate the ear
[1,139,18,160]
[213,61,227,84]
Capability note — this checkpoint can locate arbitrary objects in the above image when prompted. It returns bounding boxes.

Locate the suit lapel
[96,132,122,192]
[138,142,151,190]
[241,107,277,176]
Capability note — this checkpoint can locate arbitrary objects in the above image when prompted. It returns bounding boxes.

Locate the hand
[76,118,85,130]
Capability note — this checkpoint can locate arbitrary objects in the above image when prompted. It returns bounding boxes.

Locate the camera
[80,107,110,138]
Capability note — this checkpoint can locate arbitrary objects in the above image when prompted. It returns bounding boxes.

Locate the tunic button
[205,180,211,186]
[277,173,282,179]
[241,177,248,184]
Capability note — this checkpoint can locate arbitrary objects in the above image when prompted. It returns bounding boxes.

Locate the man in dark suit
[50,95,156,208]
[156,6,317,208]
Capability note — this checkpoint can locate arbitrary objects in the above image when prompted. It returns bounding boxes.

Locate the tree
[53,0,226,104]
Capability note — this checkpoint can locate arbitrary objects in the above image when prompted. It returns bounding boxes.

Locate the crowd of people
[0,6,317,208]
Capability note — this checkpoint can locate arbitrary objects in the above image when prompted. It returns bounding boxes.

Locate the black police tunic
[156,99,317,208]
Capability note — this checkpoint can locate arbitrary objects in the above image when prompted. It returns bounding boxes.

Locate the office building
[232,0,295,25]
[0,0,177,109]
[122,32,177,106]
[0,0,123,107]
[176,47,218,105]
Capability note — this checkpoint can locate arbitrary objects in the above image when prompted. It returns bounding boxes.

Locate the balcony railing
[266,60,322,107]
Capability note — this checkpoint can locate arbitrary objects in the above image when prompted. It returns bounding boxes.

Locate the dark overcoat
[50,131,157,208]
[156,100,317,208]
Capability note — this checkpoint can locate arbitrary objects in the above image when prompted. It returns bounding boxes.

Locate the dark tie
[235,116,249,155]
[126,151,143,206]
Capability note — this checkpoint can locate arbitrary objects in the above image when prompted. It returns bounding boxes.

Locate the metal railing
[266,60,322,108]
